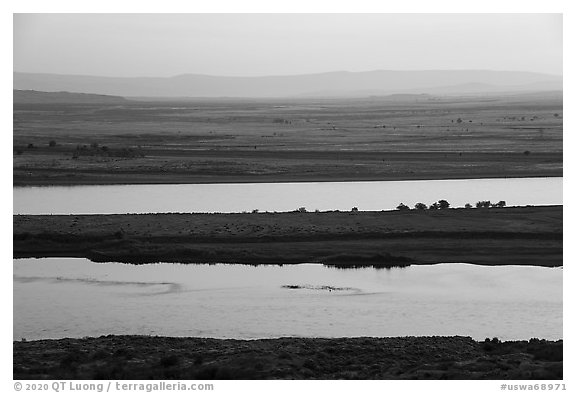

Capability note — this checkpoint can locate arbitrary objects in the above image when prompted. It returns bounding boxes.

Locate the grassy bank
[13,206,562,267]
[13,335,563,380]
[12,150,563,186]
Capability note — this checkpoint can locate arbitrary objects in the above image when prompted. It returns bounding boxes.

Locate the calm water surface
[13,177,562,214]
[13,258,562,341]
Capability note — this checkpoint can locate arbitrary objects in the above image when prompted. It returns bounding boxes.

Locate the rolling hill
[13,89,129,104]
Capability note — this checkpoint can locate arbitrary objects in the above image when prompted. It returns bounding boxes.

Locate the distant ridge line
[14,70,563,98]
[13,89,129,104]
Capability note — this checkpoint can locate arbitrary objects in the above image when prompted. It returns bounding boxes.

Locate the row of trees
[397,199,450,211]
[397,200,506,211]
[250,200,507,214]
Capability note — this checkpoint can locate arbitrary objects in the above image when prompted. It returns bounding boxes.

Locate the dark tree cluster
[476,200,506,208]
[398,200,450,211]
[396,199,507,211]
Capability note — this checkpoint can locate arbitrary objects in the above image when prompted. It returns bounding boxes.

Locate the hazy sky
[13,13,562,77]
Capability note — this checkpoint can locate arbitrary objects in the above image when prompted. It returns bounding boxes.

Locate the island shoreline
[13,206,563,268]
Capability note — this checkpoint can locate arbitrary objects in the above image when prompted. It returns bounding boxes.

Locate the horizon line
[13,69,564,79]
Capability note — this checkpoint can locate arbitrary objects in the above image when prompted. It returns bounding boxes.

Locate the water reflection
[13,258,562,341]
[281,284,358,291]
[324,263,410,270]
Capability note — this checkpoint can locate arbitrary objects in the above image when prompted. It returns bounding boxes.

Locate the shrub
[303,359,317,370]
[438,200,450,209]
[91,349,109,360]
[48,140,57,147]
[528,340,563,361]
[396,203,410,211]
[273,118,290,124]
[476,201,491,208]
[159,354,181,368]
[414,202,427,210]
[59,349,84,368]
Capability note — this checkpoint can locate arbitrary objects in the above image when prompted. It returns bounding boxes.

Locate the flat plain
[13,92,562,185]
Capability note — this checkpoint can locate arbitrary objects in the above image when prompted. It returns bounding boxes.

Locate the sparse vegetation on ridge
[13,335,563,380]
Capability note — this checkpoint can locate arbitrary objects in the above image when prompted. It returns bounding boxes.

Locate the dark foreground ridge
[13,335,562,380]
[14,206,562,267]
